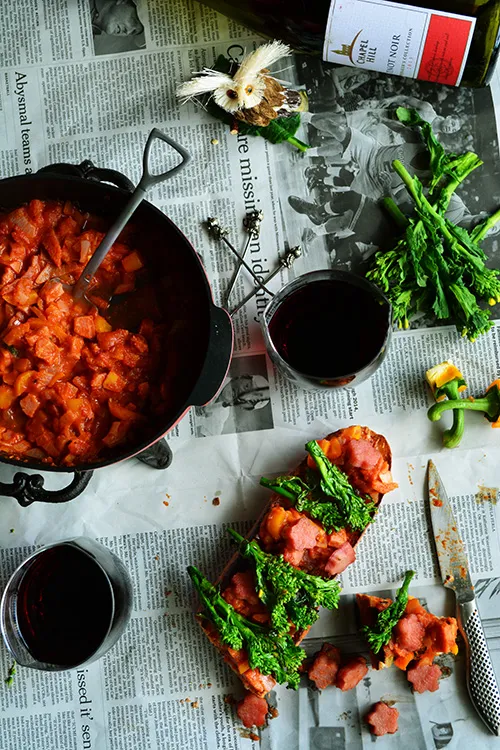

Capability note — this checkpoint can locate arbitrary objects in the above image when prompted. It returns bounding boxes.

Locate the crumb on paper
[207,682,212,688]
[163,501,169,507]
[407,463,414,485]
[154,555,160,561]
[211,138,219,145]
[475,485,498,504]
[212,497,220,506]
[239,730,260,742]
[224,694,236,705]
[9,529,14,534]
[269,705,279,719]
[165,589,172,597]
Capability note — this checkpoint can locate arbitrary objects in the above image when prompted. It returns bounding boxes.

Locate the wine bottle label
[323,0,476,86]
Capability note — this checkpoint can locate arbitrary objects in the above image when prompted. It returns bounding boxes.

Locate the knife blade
[428,460,500,736]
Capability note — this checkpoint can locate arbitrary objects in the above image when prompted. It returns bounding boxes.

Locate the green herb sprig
[361,570,416,654]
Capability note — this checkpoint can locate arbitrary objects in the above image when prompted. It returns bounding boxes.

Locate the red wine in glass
[1,538,132,670]
[263,270,391,388]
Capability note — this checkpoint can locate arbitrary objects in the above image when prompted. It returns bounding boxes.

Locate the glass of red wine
[262,269,392,390]
[0,538,132,670]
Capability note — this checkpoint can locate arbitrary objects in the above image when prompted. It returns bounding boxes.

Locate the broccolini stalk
[425,361,467,448]
[259,475,310,504]
[395,107,483,194]
[428,379,500,428]
[361,570,416,655]
[392,160,500,340]
[228,529,341,635]
[188,565,306,689]
[367,108,500,340]
[306,440,376,531]
[472,207,500,244]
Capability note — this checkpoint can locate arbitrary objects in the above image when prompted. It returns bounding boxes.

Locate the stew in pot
[0,198,165,466]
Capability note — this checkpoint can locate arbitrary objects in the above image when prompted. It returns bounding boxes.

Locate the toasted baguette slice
[357,593,458,672]
[196,426,396,698]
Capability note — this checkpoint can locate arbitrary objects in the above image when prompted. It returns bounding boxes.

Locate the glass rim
[262,268,393,382]
[0,537,116,670]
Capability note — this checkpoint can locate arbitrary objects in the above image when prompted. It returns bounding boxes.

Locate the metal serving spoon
[71,128,190,306]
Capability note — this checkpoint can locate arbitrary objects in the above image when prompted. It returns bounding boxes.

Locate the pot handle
[0,471,93,507]
[189,305,233,407]
[37,160,135,193]
[136,439,173,470]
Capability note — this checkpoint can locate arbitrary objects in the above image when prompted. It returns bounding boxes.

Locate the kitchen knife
[428,459,500,736]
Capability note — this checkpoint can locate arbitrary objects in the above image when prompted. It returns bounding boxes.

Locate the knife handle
[458,598,500,736]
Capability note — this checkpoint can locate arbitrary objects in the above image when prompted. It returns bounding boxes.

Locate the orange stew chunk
[0,199,164,466]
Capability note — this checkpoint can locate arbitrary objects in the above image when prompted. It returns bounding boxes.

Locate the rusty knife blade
[428,459,474,604]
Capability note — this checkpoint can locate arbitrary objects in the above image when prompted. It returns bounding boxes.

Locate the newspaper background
[1,1,500,748]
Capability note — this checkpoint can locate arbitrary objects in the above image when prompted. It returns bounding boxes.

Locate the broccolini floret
[260,441,376,534]
[188,565,306,689]
[228,528,341,636]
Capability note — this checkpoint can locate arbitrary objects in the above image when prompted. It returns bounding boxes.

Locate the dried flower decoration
[176,41,309,151]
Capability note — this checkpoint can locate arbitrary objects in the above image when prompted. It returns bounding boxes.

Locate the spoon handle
[73,129,191,301]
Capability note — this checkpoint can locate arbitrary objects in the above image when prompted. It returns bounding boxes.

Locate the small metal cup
[261,269,392,390]
[0,537,132,671]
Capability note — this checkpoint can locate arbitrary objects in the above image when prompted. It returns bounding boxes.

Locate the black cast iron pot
[0,161,233,506]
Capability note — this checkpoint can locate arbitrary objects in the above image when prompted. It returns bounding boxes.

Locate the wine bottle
[199,0,500,86]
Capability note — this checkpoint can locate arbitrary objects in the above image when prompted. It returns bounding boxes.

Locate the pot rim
[0,172,229,473]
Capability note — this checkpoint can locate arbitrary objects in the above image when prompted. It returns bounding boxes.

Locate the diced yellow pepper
[121,251,144,273]
[14,371,36,397]
[67,398,84,412]
[425,360,466,399]
[95,315,112,333]
[0,385,14,410]
[103,371,123,392]
[342,425,362,440]
[237,660,250,674]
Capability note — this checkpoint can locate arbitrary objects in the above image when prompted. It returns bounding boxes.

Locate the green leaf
[362,571,415,654]
[228,529,341,637]
[4,662,16,687]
